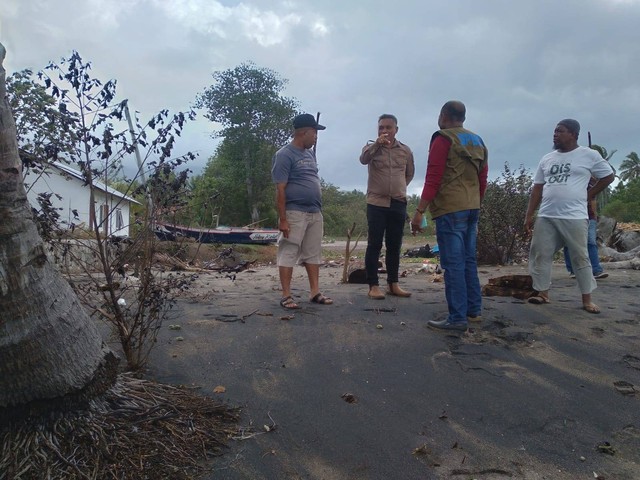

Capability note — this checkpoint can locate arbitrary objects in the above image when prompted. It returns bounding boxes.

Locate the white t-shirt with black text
[534,146,614,219]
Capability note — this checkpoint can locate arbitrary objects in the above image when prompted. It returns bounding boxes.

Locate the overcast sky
[2,0,639,195]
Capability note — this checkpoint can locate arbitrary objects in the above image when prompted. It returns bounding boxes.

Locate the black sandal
[310,293,333,305]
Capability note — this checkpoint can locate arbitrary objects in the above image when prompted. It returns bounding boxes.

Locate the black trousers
[365,199,407,286]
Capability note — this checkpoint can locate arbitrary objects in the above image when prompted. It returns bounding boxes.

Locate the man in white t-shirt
[524,119,615,313]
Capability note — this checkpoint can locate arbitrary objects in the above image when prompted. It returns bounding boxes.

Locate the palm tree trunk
[0,43,117,423]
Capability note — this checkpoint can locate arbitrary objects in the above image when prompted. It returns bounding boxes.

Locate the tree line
[7,56,640,242]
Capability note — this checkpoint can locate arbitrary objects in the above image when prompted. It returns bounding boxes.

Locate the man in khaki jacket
[360,114,415,300]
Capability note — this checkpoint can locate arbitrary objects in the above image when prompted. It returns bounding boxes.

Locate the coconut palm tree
[0,43,117,424]
[619,152,640,183]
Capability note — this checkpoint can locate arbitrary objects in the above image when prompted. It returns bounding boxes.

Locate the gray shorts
[277,210,323,267]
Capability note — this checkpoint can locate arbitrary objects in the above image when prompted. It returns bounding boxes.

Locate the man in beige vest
[411,101,488,331]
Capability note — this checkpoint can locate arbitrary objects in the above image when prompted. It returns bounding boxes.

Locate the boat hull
[155,223,280,245]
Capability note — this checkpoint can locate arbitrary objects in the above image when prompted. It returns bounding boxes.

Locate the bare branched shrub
[478,163,533,265]
[67,226,196,369]
[12,52,197,370]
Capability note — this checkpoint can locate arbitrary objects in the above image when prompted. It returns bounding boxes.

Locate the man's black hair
[441,101,466,122]
[378,113,398,125]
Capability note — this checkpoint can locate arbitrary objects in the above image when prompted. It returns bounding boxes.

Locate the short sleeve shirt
[271,143,322,212]
[534,146,614,219]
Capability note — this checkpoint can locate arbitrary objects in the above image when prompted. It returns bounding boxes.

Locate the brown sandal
[583,303,600,314]
[528,295,550,305]
[280,296,301,309]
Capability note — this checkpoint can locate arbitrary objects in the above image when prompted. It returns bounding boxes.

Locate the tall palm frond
[619,152,640,183]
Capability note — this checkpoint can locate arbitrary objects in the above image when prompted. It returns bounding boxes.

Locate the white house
[24,161,141,237]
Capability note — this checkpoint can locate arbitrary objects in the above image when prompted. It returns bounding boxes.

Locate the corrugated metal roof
[51,161,142,205]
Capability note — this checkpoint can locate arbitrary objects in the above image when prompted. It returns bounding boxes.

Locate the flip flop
[310,293,333,305]
[583,303,600,314]
[280,296,301,309]
[528,295,550,305]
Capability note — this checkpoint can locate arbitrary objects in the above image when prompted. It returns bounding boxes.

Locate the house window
[115,208,124,231]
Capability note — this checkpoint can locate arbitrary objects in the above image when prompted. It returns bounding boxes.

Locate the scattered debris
[412,444,430,456]
[214,310,259,323]
[232,412,277,440]
[364,307,396,313]
[596,441,615,455]
[404,244,437,258]
[341,393,358,404]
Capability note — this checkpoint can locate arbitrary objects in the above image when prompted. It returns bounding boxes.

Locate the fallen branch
[342,222,364,283]
[154,253,204,271]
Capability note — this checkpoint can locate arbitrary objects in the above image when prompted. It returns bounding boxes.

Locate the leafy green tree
[601,178,640,222]
[477,163,533,264]
[321,181,367,237]
[190,138,278,227]
[6,69,77,160]
[195,62,298,223]
[619,151,640,183]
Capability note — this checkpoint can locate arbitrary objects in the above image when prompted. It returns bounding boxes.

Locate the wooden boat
[154,222,280,245]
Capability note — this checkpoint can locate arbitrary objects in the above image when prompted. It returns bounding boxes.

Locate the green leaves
[194,62,299,223]
[477,163,533,265]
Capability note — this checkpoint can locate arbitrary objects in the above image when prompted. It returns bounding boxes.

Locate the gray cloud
[2,0,638,194]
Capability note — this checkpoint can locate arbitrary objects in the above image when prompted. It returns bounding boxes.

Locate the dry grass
[1,374,240,480]
[618,222,640,231]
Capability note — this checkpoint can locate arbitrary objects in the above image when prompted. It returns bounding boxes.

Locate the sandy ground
[141,250,640,480]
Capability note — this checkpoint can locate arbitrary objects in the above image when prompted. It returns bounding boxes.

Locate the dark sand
[146,261,640,480]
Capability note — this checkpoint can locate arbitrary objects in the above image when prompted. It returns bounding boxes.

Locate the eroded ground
[145,261,640,480]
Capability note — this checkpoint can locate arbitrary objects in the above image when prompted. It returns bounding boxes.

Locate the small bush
[478,163,533,265]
